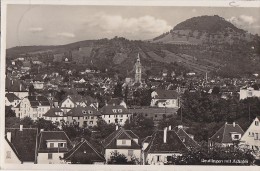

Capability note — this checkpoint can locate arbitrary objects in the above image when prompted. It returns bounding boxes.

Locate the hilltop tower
[134,53,142,83]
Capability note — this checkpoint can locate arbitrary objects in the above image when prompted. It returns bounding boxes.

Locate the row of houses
[4,125,198,165]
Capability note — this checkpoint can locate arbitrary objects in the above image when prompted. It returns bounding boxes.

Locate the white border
[1,0,260,170]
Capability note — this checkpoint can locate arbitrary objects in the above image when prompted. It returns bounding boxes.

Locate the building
[66,106,101,127]
[37,131,73,164]
[18,95,51,120]
[5,77,29,99]
[100,104,132,125]
[32,79,44,90]
[134,53,142,84]
[144,127,187,165]
[5,93,21,107]
[43,108,67,123]
[240,117,260,153]
[150,89,179,108]
[63,138,105,164]
[107,98,127,108]
[240,86,260,100]
[101,127,142,163]
[208,122,244,147]
[4,126,38,164]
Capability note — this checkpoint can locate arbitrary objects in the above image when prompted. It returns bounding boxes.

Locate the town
[4,50,260,165]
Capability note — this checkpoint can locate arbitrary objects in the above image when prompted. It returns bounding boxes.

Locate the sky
[6,5,260,48]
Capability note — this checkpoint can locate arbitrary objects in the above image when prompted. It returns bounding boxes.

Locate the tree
[113,82,123,98]
[70,153,93,164]
[124,114,154,139]
[20,117,34,128]
[29,85,35,96]
[34,118,58,131]
[108,152,128,164]
[212,86,220,95]
[5,106,16,117]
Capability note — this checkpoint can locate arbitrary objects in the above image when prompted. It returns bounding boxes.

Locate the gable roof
[101,128,141,149]
[37,131,73,153]
[64,139,105,162]
[145,130,187,154]
[66,106,101,117]
[5,128,38,162]
[176,128,199,148]
[27,96,50,107]
[43,108,66,117]
[100,105,131,115]
[153,89,178,99]
[5,93,20,102]
[209,123,244,144]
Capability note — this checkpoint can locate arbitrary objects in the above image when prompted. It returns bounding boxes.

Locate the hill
[6,16,260,78]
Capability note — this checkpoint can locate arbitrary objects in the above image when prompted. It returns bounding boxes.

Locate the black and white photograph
[1,0,260,169]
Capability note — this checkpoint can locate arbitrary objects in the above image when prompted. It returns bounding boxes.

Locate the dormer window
[118,109,122,113]
[88,110,93,114]
[82,110,87,114]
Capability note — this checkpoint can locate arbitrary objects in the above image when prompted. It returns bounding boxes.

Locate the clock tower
[134,53,142,83]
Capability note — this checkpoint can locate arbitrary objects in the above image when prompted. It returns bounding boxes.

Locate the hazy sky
[6,5,260,48]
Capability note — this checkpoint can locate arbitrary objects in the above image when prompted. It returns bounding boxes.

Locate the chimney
[233,122,236,127]
[168,125,172,130]
[40,129,44,132]
[7,132,11,142]
[116,125,119,130]
[163,127,167,143]
[20,83,22,91]
[20,125,23,131]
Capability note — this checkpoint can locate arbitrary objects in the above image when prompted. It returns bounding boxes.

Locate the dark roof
[27,96,50,107]
[60,94,97,106]
[129,107,177,115]
[43,108,65,117]
[101,128,141,149]
[209,123,244,143]
[5,128,38,162]
[145,130,187,153]
[64,139,105,162]
[142,136,152,144]
[5,77,27,92]
[176,128,199,149]
[66,106,101,117]
[5,93,20,102]
[5,137,21,162]
[153,89,178,99]
[37,131,73,153]
[100,105,131,115]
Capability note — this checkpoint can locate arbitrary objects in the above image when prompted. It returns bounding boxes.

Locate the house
[43,108,67,124]
[144,127,187,165]
[240,85,260,100]
[37,131,73,164]
[18,95,51,120]
[5,93,21,107]
[63,138,105,164]
[150,89,179,108]
[4,126,38,164]
[100,104,132,125]
[66,106,101,127]
[107,98,127,108]
[101,127,142,163]
[32,78,44,90]
[239,117,260,154]
[208,122,244,147]
[59,94,98,113]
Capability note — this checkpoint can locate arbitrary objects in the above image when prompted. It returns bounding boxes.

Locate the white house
[43,108,67,124]
[144,127,187,165]
[240,86,260,100]
[240,117,260,156]
[150,89,179,108]
[209,122,244,147]
[5,93,21,107]
[100,104,132,125]
[101,127,142,163]
[18,96,51,120]
[37,131,72,164]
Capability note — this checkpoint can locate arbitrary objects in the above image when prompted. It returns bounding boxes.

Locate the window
[167,156,172,162]
[90,121,93,124]
[128,150,133,156]
[122,140,126,144]
[157,156,160,162]
[155,115,157,118]
[109,115,110,118]
[50,143,54,148]
[234,135,240,139]
[48,153,52,159]
[121,115,123,118]
[120,119,123,122]
[255,133,259,140]
[255,121,259,126]
[6,151,11,159]
[248,91,253,97]
[85,117,88,120]
[91,116,94,119]
[114,150,117,154]
[249,132,251,136]
[59,143,64,147]
[108,120,110,123]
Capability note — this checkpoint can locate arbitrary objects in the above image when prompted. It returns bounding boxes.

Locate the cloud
[28,27,44,32]
[57,32,75,38]
[229,15,256,27]
[82,13,172,38]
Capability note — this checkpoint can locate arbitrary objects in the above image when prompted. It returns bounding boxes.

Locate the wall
[105,149,141,163]
[4,140,21,164]
[146,152,182,165]
[37,153,65,164]
[102,114,130,125]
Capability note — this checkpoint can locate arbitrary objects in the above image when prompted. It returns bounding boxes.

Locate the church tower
[134,53,142,83]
